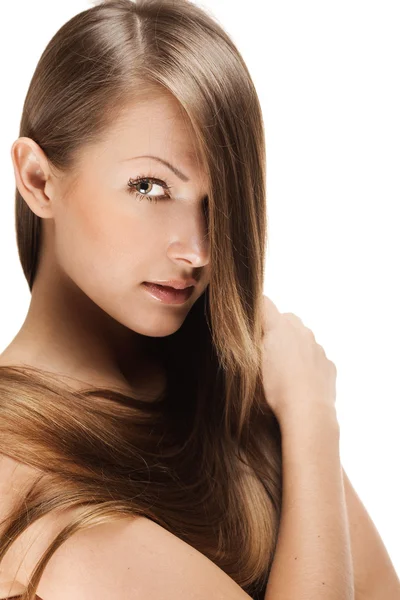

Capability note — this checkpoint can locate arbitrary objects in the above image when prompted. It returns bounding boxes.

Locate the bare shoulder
[0,456,252,598]
[35,515,253,600]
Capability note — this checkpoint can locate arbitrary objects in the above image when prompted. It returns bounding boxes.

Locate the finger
[262,295,281,332]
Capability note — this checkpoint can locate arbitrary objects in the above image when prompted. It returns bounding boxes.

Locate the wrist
[278,403,340,439]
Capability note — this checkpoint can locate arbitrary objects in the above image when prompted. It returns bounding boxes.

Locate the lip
[146,279,197,290]
[142,282,195,305]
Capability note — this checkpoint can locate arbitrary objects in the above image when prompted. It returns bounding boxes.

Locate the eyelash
[127,173,173,203]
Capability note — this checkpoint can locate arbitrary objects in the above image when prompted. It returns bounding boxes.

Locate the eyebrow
[121,155,190,182]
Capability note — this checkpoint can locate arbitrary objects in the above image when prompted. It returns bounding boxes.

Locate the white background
[1,0,399,577]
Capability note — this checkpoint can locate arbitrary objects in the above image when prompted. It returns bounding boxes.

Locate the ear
[10,137,57,219]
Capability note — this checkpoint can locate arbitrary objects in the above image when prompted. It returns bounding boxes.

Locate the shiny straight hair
[0,1,282,598]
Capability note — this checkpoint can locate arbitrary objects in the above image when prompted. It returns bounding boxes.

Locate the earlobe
[10,136,52,218]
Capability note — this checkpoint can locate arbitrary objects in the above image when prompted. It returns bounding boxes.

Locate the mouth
[142,282,195,305]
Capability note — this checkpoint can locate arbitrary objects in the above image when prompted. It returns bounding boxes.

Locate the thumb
[261,295,281,335]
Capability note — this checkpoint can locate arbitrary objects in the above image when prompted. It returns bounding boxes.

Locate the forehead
[97,94,206,173]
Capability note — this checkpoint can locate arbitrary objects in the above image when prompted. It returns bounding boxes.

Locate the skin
[0,92,211,396]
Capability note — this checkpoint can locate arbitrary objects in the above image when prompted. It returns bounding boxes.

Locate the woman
[0,1,357,599]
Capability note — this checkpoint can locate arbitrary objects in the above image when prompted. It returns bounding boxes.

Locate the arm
[264,405,355,600]
[342,467,400,599]
[34,515,254,600]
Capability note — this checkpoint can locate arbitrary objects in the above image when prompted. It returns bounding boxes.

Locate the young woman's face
[43,94,211,338]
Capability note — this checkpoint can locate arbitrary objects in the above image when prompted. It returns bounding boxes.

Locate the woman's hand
[260,295,337,425]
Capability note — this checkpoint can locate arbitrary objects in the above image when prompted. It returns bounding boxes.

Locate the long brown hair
[0,1,282,598]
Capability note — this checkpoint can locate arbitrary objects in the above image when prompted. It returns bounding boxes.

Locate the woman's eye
[127,176,171,203]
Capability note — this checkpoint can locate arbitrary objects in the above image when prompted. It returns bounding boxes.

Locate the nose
[167,203,210,268]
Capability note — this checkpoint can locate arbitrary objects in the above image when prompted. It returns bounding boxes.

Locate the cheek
[53,190,167,297]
